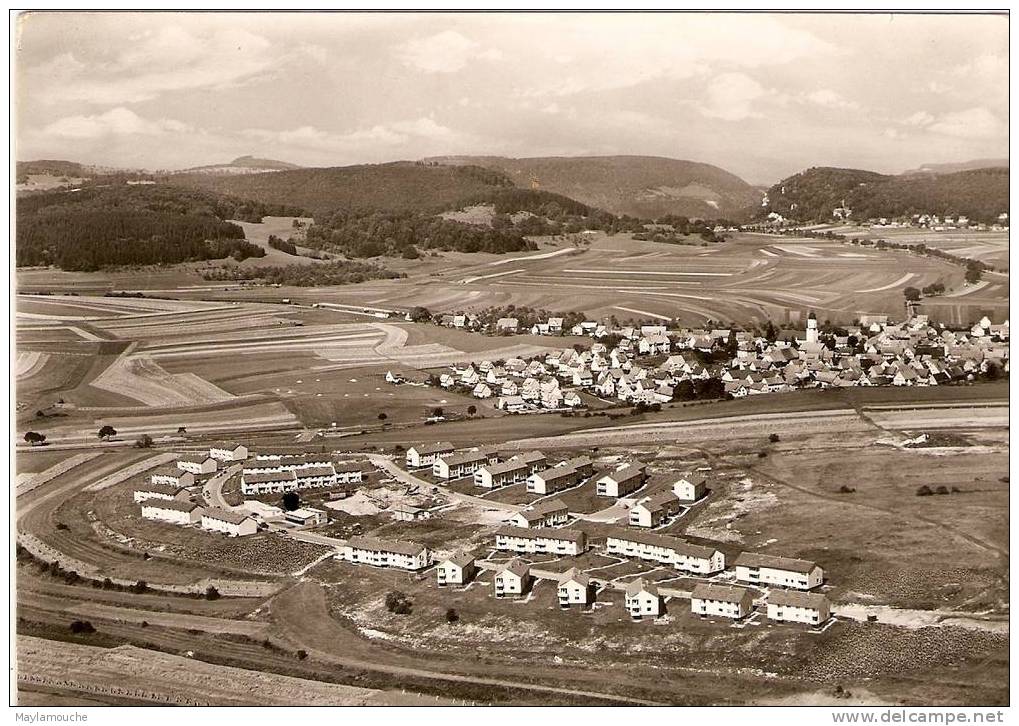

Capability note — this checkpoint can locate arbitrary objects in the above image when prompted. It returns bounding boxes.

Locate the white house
[433,449,498,480]
[149,467,195,490]
[691,583,755,620]
[494,526,587,556]
[671,472,708,502]
[284,507,328,526]
[494,559,531,598]
[767,590,831,625]
[628,491,684,528]
[734,553,824,590]
[141,499,202,525]
[497,395,528,413]
[624,578,662,619]
[508,498,569,528]
[436,552,477,587]
[201,507,258,537]
[340,536,430,571]
[595,461,647,497]
[177,455,217,475]
[474,452,546,488]
[209,443,248,462]
[406,442,455,468]
[557,568,593,608]
[605,530,725,574]
[133,481,189,503]
[390,504,432,522]
[526,457,593,494]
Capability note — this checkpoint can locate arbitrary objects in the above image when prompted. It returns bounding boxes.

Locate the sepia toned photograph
[10,9,1009,714]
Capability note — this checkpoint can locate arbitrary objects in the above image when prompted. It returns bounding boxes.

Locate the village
[384,312,1009,415]
[123,433,837,631]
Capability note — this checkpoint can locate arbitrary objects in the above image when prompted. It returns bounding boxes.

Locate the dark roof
[348,535,426,557]
[691,583,753,604]
[202,507,254,525]
[136,481,186,497]
[411,441,455,455]
[769,590,830,609]
[243,470,297,484]
[607,530,718,559]
[735,552,819,574]
[141,499,200,513]
[438,449,492,467]
[441,552,476,568]
[597,462,646,483]
[495,526,586,544]
[635,490,682,511]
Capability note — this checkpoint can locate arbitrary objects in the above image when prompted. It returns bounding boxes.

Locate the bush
[445,608,460,624]
[131,580,148,593]
[385,590,413,615]
[838,485,856,494]
[916,485,934,497]
[757,451,768,458]
[935,485,950,495]
[205,585,221,600]
[768,433,780,443]
[69,620,96,634]
[297,649,308,660]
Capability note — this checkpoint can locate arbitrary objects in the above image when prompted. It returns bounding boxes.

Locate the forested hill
[759,166,1009,223]
[424,155,760,220]
[15,185,301,271]
[168,162,515,215]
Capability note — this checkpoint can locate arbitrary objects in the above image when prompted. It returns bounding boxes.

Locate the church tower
[806,312,819,344]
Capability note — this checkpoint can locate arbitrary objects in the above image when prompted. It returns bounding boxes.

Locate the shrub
[205,586,221,600]
[839,485,856,494]
[131,580,148,593]
[445,608,460,624]
[768,433,780,443]
[69,620,95,634]
[935,485,950,495]
[916,485,934,497]
[297,649,308,660]
[385,590,413,615]
[757,451,768,458]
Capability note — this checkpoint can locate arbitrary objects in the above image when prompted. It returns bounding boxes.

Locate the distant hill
[17,159,87,178]
[168,161,515,215]
[424,155,759,220]
[176,155,303,175]
[903,158,1009,176]
[759,166,1009,224]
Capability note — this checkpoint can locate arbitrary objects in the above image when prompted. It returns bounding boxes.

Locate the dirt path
[267,581,665,705]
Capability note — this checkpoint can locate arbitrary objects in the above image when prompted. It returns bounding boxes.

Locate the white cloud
[242,116,461,153]
[29,25,277,104]
[801,89,859,111]
[42,107,192,139]
[927,107,1004,139]
[396,30,502,73]
[698,73,766,121]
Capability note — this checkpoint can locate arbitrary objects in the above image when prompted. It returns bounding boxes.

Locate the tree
[297,649,308,660]
[69,620,96,634]
[134,433,153,449]
[131,580,148,593]
[385,590,413,615]
[467,405,477,417]
[98,424,117,440]
[445,607,460,624]
[377,412,388,421]
[903,286,921,302]
[205,585,221,600]
[408,306,433,323]
[768,433,780,443]
[177,425,188,434]
[965,263,983,285]
[431,407,444,418]
[23,431,46,446]
[281,491,301,511]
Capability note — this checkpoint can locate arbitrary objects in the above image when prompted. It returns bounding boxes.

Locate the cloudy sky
[15,11,1008,184]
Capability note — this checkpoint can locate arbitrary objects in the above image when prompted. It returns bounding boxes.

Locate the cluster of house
[335,524,831,625]
[240,454,363,496]
[430,357,583,412]
[131,442,344,537]
[417,313,1008,410]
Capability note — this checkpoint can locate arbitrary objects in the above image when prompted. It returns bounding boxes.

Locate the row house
[605,530,725,574]
[629,490,684,528]
[133,480,190,504]
[141,499,202,525]
[766,590,831,625]
[527,457,593,494]
[149,466,195,490]
[433,448,499,480]
[494,526,587,556]
[595,461,648,497]
[209,443,248,462]
[339,536,431,571]
[201,507,258,537]
[475,451,547,488]
[177,455,217,476]
[507,498,569,528]
[734,552,824,590]
[406,442,456,468]
[691,583,755,620]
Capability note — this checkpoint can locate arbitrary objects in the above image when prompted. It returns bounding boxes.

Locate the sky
[15,11,1009,184]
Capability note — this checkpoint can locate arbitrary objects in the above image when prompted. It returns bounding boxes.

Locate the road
[202,463,243,509]
[368,454,524,513]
